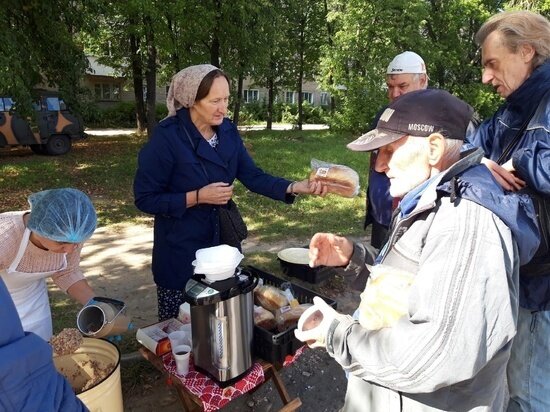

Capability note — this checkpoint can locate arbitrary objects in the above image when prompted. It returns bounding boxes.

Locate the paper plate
[277,247,310,265]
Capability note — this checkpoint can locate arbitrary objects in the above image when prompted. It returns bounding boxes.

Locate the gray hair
[440,138,463,168]
[476,10,550,69]
[409,134,462,169]
[412,73,429,88]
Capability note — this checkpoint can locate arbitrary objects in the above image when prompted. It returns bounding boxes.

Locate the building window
[320,92,330,106]
[302,92,313,104]
[94,83,121,101]
[285,91,295,104]
[243,89,259,103]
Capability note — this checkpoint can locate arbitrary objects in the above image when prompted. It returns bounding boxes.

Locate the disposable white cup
[172,344,191,376]
[168,331,188,349]
[297,305,324,332]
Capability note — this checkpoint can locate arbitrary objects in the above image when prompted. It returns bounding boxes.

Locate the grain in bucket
[53,337,123,412]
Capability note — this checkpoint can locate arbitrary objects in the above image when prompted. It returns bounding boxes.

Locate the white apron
[1,228,67,341]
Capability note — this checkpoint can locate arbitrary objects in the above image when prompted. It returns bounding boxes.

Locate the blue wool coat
[134,108,293,290]
[0,277,88,412]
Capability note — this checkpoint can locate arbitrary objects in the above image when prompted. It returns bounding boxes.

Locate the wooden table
[139,347,302,412]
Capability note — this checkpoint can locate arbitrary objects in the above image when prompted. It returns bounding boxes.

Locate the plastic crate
[278,246,338,284]
[246,265,337,367]
[278,258,338,284]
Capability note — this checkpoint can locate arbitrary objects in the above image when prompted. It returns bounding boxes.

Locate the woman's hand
[290,179,328,196]
[309,233,354,268]
[198,182,234,205]
[481,158,525,191]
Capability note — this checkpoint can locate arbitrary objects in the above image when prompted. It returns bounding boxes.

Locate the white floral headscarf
[165,64,219,117]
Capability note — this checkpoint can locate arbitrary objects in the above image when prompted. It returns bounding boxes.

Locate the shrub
[239,100,328,125]
[82,101,168,128]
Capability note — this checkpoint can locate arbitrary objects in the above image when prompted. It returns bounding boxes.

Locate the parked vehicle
[0,94,86,155]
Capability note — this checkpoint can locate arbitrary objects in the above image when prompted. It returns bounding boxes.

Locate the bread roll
[254,285,289,312]
[309,165,359,198]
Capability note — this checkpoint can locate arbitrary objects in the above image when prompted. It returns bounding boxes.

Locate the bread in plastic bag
[254,284,289,312]
[254,305,277,330]
[309,159,360,198]
[274,303,313,332]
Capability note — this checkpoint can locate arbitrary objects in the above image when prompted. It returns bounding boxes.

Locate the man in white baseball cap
[364,51,429,253]
[386,51,428,100]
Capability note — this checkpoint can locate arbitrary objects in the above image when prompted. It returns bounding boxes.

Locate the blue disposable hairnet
[27,188,97,243]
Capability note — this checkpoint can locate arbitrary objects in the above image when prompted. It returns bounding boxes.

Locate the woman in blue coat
[134,64,324,320]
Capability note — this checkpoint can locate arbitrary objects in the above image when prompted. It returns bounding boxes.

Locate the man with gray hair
[365,51,428,252]
[466,10,550,411]
[295,89,540,411]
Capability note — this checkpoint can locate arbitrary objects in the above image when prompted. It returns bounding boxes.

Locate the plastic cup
[168,331,189,349]
[179,324,192,345]
[297,305,324,332]
[172,344,191,376]
[178,303,191,324]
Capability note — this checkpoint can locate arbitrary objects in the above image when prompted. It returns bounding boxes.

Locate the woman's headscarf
[165,64,219,117]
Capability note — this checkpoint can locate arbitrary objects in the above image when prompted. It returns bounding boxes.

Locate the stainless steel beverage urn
[184,267,257,385]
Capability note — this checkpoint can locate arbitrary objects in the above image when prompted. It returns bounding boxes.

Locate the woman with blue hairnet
[0,188,98,341]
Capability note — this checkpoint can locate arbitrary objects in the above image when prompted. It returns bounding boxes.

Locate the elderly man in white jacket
[296,89,540,412]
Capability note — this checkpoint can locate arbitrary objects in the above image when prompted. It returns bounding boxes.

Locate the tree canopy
[2,0,549,128]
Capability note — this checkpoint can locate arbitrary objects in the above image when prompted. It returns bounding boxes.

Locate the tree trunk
[129,30,147,133]
[324,0,336,114]
[267,75,274,130]
[297,19,305,130]
[144,15,157,137]
[210,0,222,67]
[233,73,244,126]
[165,14,181,73]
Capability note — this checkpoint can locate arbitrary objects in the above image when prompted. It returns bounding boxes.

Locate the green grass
[0,129,370,239]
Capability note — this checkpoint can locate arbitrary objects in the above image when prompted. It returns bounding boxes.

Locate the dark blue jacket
[466,61,550,310]
[365,106,393,229]
[0,278,88,412]
[134,108,294,290]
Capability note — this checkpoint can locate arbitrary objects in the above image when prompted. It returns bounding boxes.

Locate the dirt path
[75,222,363,411]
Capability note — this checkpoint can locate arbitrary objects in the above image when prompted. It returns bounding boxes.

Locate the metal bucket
[53,338,123,412]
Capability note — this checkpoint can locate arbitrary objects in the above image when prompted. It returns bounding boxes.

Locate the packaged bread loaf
[309,159,360,198]
[254,305,277,330]
[254,285,289,312]
[274,303,313,332]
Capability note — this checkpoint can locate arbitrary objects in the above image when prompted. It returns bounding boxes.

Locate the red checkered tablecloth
[162,346,306,411]
[162,353,264,412]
